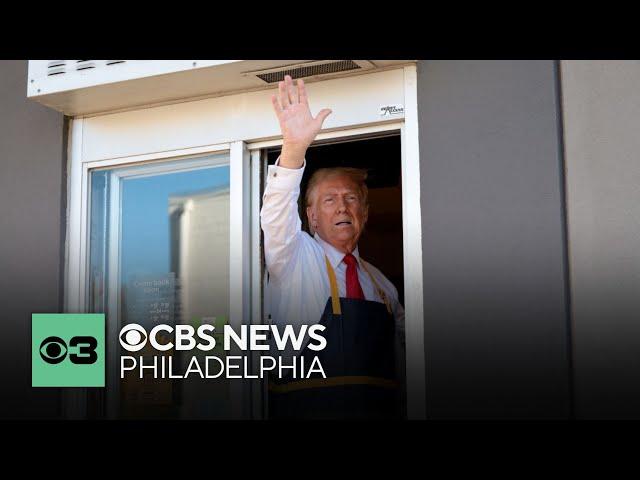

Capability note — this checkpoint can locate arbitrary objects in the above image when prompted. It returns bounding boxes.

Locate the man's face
[306,175,368,253]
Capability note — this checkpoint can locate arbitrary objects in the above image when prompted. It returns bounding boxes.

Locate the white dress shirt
[260,158,405,364]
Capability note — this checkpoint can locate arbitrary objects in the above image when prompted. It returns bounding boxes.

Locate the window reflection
[89,156,230,419]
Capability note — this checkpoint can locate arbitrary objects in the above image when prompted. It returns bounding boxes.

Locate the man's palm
[272,75,332,151]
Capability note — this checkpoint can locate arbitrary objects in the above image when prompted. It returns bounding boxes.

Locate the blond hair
[305,167,369,207]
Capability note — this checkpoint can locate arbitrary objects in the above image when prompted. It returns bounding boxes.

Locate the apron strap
[324,255,393,315]
[325,256,342,315]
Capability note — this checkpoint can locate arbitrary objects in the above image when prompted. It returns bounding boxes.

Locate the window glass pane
[88,154,230,419]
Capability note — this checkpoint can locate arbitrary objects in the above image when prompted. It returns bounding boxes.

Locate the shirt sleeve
[259,157,306,280]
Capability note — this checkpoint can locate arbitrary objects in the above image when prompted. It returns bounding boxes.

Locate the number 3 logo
[69,336,98,364]
[39,336,98,365]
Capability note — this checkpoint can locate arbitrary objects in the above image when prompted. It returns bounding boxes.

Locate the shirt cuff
[266,156,306,190]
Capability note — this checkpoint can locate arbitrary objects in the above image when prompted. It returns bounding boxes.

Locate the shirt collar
[314,233,360,269]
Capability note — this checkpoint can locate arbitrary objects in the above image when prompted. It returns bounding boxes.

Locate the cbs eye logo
[119,324,148,352]
[32,313,105,387]
[39,335,98,365]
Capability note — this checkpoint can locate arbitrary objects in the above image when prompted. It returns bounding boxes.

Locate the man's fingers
[286,75,299,104]
[279,80,290,109]
[271,94,283,116]
[298,78,309,105]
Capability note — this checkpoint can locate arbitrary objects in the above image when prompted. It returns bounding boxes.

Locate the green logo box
[32,313,105,387]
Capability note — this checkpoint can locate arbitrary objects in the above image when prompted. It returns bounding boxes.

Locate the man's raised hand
[271,75,332,169]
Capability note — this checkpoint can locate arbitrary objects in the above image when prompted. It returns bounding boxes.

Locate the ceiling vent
[247,60,375,84]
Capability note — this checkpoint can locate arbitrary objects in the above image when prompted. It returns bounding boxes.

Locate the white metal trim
[246,121,403,150]
[63,117,86,419]
[66,117,84,314]
[249,149,264,419]
[229,141,252,419]
[401,65,426,420]
[81,142,231,167]
[105,169,121,419]
[100,153,230,177]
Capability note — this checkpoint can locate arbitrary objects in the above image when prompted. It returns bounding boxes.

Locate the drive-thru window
[27,60,425,419]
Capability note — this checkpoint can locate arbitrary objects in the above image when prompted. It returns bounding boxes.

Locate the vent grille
[256,60,361,83]
[76,60,96,71]
[47,60,66,76]
[46,60,126,77]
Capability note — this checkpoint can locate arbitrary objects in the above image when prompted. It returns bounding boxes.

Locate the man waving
[261,75,405,419]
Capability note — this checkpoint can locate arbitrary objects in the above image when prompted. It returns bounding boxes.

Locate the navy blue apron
[269,256,399,420]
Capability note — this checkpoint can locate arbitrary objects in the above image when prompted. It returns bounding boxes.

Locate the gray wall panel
[561,60,640,419]
[416,60,571,418]
[0,60,65,419]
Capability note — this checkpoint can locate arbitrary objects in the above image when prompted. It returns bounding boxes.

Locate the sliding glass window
[88,153,230,419]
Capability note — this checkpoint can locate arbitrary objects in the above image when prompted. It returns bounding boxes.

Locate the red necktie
[343,254,365,300]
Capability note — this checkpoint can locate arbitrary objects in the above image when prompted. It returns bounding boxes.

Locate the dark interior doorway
[266,133,404,305]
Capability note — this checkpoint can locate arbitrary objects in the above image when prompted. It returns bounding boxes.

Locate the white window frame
[63,65,425,420]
